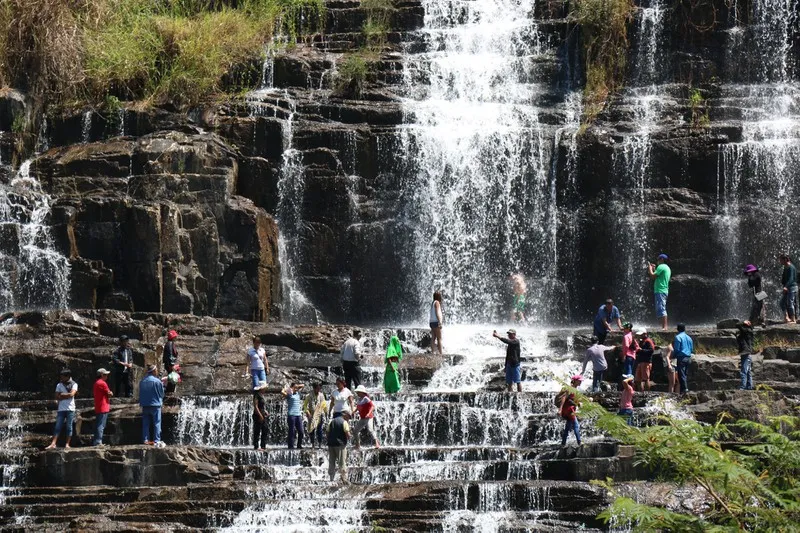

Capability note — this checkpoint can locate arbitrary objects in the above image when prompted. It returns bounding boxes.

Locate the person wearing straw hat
[618,374,635,425]
[493,328,522,392]
[92,368,113,446]
[353,385,380,450]
[744,264,767,327]
[557,375,583,447]
[45,369,78,450]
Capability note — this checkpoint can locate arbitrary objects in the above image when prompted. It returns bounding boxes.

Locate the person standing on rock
[736,320,755,390]
[593,299,622,344]
[745,264,767,327]
[648,254,671,331]
[93,368,113,446]
[634,329,655,392]
[252,384,269,451]
[45,369,78,450]
[282,382,305,449]
[247,336,269,391]
[340,330,363,391]
[620,323,638,377]
[162,330,180,395]
[327,410,352,483]
[303,382,327,449]
[779,255,797,324]
[618,374,635,425]
[139,364,165,447]
[493,328,522,392]
[330,377,356,417]
[665,323,694,394]
[581,337,611,393]
[384,336,403,394]
[430,291,444,355]
[557,375,583,447]
[353,385,380,450]
[112,335,134,398]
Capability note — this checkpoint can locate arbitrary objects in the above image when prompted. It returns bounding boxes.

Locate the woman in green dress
[384,336,403,394]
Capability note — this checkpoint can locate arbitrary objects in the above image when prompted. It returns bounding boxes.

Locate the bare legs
[431,326,443,354]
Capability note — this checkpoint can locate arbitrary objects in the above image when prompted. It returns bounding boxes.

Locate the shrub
[333,55,368,98]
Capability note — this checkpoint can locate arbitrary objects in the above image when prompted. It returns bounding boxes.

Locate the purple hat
[658,253,669,261]
[744,264,758,273]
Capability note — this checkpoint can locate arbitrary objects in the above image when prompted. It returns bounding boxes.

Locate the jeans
[342,360,362,391]
[623,356,635,376]
[591,370,605,393]
[93,412,109,445]
[739,354,753,390]
[114,371,133,398]
[561,418,581,446]
[306,418,325,446]
[53,411,75,437]
[287,415,303,449]
[618,408,634,426]
[250,368,266,390]
[142,406,162,443]
[676,355,691,393]
[252,415,268,449]
[782,286,798,319]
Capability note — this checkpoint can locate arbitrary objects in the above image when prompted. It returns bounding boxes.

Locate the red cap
[167,330,178,340]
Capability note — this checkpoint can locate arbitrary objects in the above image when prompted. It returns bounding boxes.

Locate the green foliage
[10,112,24,134]
[334,55,369,98]
[361,0,393,51]
[570,0,636,124]
[688,87,710,130]
[580,393,800,531]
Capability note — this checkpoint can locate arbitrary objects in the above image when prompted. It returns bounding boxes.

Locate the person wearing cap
[327,410,352,483]
[112,335,135,398]
[557,375,583,447]
[282,382,305,449]
[634,329,655,392]
[736,320,755,390]
[581,336,612,393]
[92,368,114,446]
[353,385,380,450]
[665,324,694,394]
[340,330,363,391]
[779,255,797,324]
[648,254,671,331]
[45,369,78,449]
[303,383,327,449]
[745,264,766,327]
[493,328,522,392]
[139,364,165,447]
[618,375,635,425]
[247,336,269,391]
[252,385,269,451]
[593,299,622,344]
[620,323,638,377]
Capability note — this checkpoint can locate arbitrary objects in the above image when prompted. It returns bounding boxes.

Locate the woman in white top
[247,336,269,391]
[430,291,444,355]
[329,377,355,417]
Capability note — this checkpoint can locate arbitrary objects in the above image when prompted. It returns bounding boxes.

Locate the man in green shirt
[648,253,671,331]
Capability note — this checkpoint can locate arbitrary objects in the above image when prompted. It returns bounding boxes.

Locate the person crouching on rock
[327,410,352,483]
[634,329,655,392]
[557,375,583,447]
[139,364,165,447]
[252,383,269,451]
[618,374,635,426]
[162,330,181,395]
[620,322,638,377]
[736,320,755,390]
[282,382,305,449]
[353,385,380,450]
[46,369,78,450]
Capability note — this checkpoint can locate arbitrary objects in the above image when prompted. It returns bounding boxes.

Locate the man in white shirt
[340,330,363,391]
[46,369,78,449]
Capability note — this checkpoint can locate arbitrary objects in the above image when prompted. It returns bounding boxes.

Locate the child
[353,385,380,450]
[281,382,305,449]
[557,374,583,447]
[618,374,635,425]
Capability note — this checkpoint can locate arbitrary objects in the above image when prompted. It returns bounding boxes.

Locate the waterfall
[398,0,569,323]
[0,160,71,312]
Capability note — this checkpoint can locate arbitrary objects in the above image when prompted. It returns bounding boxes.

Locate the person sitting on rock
[557,375,583,447]
[303,382,327,449]
[618,374,635,425]
[93,368,113,446]
[45,369,78,450]
[111,335,134,398]
[282,382,305,450]
[620,322,638,377]
[252,383,269,451]
[162,330,180,395]
[353,385,380,450]
[327,410,352,483]
[139,364,165,447]
[247,336,269,391]
[665,323,694,394]
[581,336,611,393]
[634,329,655,392]
[493,328,522,392]
[736,320,755,390]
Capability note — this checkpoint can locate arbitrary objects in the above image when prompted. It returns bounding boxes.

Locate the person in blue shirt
[593,299,622,344]
[281,382,305,449]
[139,364,165,447]
[665,323,694,394]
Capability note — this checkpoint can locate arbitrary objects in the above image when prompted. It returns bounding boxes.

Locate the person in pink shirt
[618,374,634,426]
[353,385,380,450]
[620,322,638,377]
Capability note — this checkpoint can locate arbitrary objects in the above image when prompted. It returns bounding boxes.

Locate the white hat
[635,328,647,336]
[354,385,368,394]
[96,368,111,375]
[622,374,634,382]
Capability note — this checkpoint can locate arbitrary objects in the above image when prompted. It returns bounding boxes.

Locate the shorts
[664,357,675,373]
[635,362,651,383]
[513,295,525,312]
[654,293,668,318]
[505,364,521,384]
[430,321,441,329]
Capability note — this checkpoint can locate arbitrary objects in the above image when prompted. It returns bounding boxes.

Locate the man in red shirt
[93,368,113,446]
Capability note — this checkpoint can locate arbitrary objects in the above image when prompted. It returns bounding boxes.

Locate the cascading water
[398,0,572,323]
[0,160,70,311]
